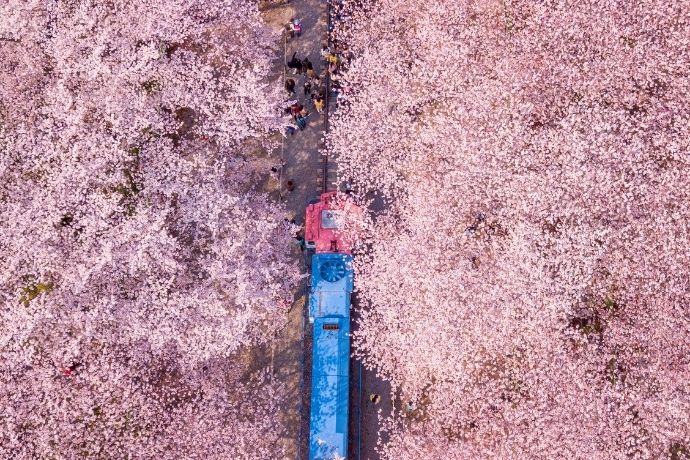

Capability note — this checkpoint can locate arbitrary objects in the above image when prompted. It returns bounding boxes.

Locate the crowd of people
[276,14,355,197]
[281,18,351,137]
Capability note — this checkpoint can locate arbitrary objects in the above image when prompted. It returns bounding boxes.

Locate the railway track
[269,0,390,457]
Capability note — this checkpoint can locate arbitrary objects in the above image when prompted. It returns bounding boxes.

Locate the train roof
[309,253,353,322]
[305,191,361,254]
[309,317,350,460]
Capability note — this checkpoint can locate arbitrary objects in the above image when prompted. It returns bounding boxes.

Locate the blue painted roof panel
[309,317,350,460]
[313,317,350,377]
[309,374,348,459]
[309,290,349,321]
[309,254,353,321]
[310,254,353,291]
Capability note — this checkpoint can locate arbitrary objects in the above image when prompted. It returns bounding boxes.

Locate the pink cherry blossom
[1,1,298,457]
[329,0,690,458]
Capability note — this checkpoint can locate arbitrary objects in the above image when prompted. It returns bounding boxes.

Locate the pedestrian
[286,179,296,191]
[293,19,302,37]
[294,235,306,251]
[287,18,302,38]
[299,106,310,117]
[327,53,339,74]
[270,166,280,180]
[306,67,317,80]
[369,394,381,405]
[314,96,325,113]
[287,52,302,74]
[294,228,306,251]
[320,45,331,61]
[310,74,321,88]
[285,78,295,96]
[290,103,303,117]
[302,57,312,70]
[295,114,307,130]
[62,362,82,377]
[303,81,312,97]
[283,123,297,137]
[327,53,339,66]
[335,82,349,106]
[330,77,341,97]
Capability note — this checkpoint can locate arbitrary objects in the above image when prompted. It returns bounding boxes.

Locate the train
[306,191,357,460]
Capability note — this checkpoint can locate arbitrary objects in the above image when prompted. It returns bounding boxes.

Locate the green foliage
[670,442,690,460]
[20,281,54,306]
[570,290,621,338]
[605,357,626,386]
[603,295,620,314]
[23,168,47,182]
[114,167,142,216]
[141,79,162,95]
[620,35,637,48]
[570,314,604,336]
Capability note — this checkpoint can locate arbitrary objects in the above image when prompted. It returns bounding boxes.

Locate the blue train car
[309,253,354,324]
[309,253,353,460]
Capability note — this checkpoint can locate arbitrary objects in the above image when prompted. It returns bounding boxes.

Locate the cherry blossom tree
[329,0,690,458]
[1,1,297,457]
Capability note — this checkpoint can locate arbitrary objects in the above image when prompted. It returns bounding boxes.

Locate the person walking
[287,18,302,38]
[330,77,341,97]
[287,52,302,74]
[283,122,297,137]
[285,78,295,96]
[306,67,317,80]
[295,114,307,130]
[293,19,302,37]
[290,103,303,117]
[270,166,280,180]
[314,96,325,113]
[302,57,312,71]
[295,235,306,251]
[320,45,331,61]
[294,228,306,251]
[303,81,312,97]
[327,53,339,74]
[327,53,339,66]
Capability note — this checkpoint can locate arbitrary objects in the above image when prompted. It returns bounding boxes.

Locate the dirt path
[259,1,389,459]
[259,1,331,459]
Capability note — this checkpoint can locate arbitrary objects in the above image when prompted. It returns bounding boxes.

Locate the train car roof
[310,253,353,289]
[305,191,361,254]
[309,317,350,460]
[309,254,353,322]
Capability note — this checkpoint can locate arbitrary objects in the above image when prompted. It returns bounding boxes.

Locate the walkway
[259,1,332,459]
[259,1,388,458]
